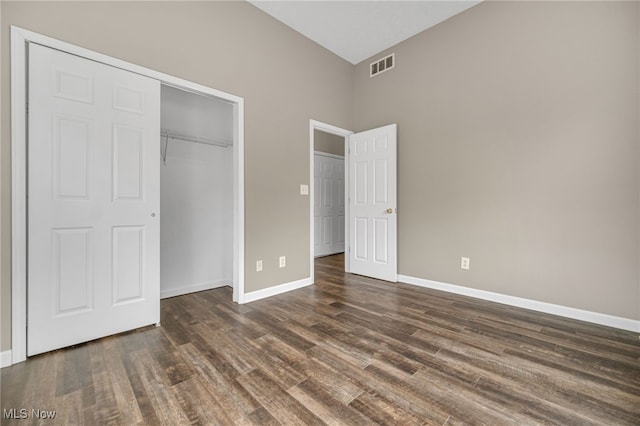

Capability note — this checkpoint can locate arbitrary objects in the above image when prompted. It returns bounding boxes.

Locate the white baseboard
[1,350,12,368]
[397,274,640,333]
[241,277,313,304]
[160,280,230,299]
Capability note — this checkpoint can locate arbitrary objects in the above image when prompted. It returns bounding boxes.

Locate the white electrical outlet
[279,256,286,268]
[256,260,263,272]
[461,257,470,270]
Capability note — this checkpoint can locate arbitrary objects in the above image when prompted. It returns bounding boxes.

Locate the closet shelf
[161,128,232,148]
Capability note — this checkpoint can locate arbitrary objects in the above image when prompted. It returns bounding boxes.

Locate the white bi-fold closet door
[314,153,345,257]
[28,43,161,356]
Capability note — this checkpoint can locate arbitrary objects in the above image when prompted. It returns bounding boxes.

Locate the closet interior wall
[160,85,233,298]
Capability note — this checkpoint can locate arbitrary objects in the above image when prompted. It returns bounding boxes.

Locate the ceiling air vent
[370,53,395,78]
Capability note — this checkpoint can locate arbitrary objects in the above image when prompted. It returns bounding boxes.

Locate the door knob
[386,208,393,214]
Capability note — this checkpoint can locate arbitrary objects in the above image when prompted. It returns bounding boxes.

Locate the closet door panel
[28,43,160,356]
[314,153,345,257]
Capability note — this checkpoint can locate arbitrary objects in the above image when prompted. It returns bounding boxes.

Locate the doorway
[314,129,345,258]
[160,85,234,299]
[309,120,352,283]
[309,120,398,285]
[11,27,245,363]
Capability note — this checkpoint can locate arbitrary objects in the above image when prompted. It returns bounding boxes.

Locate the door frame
[309,120,352,283]
[10,26,246,364]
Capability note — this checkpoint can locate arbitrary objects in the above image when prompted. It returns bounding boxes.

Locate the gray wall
[354,1,640,320]
[0,1,353,352]
[314,129,345,156]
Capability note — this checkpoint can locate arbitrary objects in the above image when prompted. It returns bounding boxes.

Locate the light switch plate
[300,184,309,195]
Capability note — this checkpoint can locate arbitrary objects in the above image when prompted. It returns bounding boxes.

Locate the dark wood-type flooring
[2,254,639,425]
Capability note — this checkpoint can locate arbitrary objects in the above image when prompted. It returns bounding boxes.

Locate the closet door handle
[151,213,156,218]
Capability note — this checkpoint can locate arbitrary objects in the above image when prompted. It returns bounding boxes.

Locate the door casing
[10,26,246,364]
[309,121,399,284]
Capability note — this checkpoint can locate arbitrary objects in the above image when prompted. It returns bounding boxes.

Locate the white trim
[160,281,230,299]
[22,30,243,105]
[314,150,344,160]
[11,26,245,362]
[242,278,313,304]
[309,120,353,284]
[233,100,245,303]
[398,274,640,333]
[1,351,12,368]
[11,26,28,365]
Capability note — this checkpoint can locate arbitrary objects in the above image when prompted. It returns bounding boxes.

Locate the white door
[348,124,397,282]
[314,153,345,257]
[27,43,161,356]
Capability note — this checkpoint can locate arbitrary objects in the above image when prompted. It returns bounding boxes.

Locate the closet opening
[160,85,235,299]
[11,26,246,363]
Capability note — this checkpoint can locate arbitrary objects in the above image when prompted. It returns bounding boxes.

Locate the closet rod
[160,128,232,148]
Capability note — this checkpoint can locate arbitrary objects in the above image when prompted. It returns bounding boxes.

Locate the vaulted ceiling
[248,1,481,65]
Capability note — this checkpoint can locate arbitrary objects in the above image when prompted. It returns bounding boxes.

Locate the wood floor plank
[244,310,317,352]
[505,345,640,396]
[128,349,191,425]
[348,390,429,426]
[206,303,268,340]
[223,329,307,390]
[431,342,638,425]
[192,324,256,376]
[58,388,88,426]
[119,348,162,426]
[173,377,237,425]
[159,300,199,346]
[246,406,280,426]
[294,357,363,405]
[187,325,249,383]
[235,369,325,425]
[177,342,260,418]
[56,344,93,397]
[251,333,308,368]
[287,377,373,425]
[2,253,639,424]
[102,339,144,425]
[311,332,375,369]
[308,343,451,425]
[87,342,123,425]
